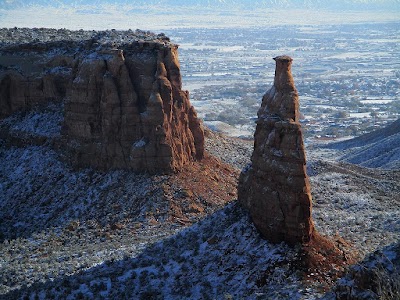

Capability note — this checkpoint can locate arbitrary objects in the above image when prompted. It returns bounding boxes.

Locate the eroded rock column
[238,55,315,245]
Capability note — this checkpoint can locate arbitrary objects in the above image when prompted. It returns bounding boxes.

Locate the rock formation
[64,42,204,172]
[0,42,73,118]
[238,55,315,245]
[0,29,204,173]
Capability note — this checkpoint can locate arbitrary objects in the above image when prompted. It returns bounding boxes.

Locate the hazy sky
[0,0,399,30]
[1,0,400,8]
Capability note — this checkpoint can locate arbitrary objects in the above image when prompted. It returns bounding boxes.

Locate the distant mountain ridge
[2,0,400,10]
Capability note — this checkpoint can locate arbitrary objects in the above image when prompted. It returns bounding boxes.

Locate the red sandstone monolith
[238,55,315,245]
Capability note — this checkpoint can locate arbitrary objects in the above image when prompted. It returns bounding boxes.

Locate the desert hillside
[1,101,399,299]
[0,28,399,299]
[328,119,400,169]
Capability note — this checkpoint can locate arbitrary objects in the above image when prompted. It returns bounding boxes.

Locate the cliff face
[0,42,74,118]
[238,56,315,245]
[0,29,204,173]
[64,42,204,172]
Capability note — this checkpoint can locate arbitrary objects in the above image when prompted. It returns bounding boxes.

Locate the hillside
[1,28,399,299]
[1,102,400,299]
[328,119,400,169]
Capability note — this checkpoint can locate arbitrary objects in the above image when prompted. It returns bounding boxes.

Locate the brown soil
[166,152,240,223]
[300,231,359,291]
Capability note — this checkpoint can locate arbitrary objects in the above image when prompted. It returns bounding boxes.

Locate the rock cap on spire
[273,55,293,63]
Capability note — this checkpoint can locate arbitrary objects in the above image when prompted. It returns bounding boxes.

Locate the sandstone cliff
[0,29,204,173]
[0,41,74,118]
[238,56,315,245]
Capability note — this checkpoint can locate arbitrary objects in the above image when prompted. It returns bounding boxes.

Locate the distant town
[167,22,400,141]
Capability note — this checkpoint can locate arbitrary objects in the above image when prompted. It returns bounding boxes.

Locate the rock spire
[238,55,315,245]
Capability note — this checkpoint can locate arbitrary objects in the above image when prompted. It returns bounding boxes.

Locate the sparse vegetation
[1,22,400,299]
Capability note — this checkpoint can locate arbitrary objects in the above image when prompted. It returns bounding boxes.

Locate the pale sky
[0,1,399,30]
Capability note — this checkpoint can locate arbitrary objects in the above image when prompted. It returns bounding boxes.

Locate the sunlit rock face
[0,29,204,173]
[63,42,204,173]
[238,56,315,245]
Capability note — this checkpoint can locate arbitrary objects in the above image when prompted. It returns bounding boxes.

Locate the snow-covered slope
[1,101,400,298]
[328,119,400,169]
[340,133,400,169]
[324,242,400,300]
[4,202,308,299]
[332,119,400,150]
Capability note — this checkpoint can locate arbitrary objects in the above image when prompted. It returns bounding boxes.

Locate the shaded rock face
[0,42,73,118]
[0,30,204,173]
[238,56,314,245]
[64,43,204,173]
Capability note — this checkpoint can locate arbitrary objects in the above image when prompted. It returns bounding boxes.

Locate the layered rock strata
[238,55,315,245]
[0,29,204,173]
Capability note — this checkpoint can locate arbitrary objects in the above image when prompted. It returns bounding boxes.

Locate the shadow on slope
[0,104,168,243]
[0,101,238,242]
[323,241,400,300]
[3,202,308,300]
[0,143,172,241]
[327,119,400,169]
[329,119,400,151]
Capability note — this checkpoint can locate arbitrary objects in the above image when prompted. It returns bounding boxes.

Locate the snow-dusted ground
[0,27,171,48]
[1,102,400,299]
[325,241,400,299]
[3,202,309,300]
[337,133,400,170]
[0,105,306,299]
[0,102,63,139]
[323,119,400,170]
